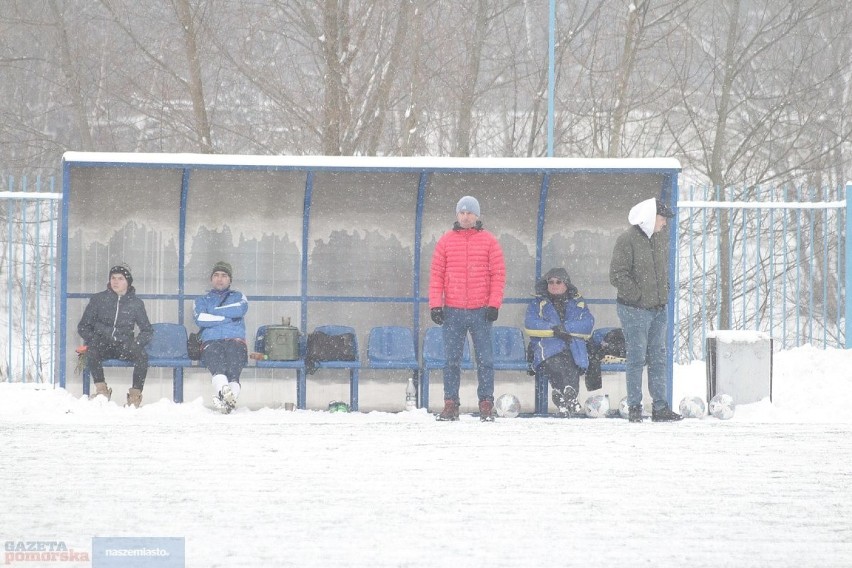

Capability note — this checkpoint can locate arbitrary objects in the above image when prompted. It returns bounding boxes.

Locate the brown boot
[90,382,112,401]
[436,399,460,421]
[126,388,143,408]
[479,399,495,422]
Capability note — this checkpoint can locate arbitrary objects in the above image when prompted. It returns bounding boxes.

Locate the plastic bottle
[405,377,417,411]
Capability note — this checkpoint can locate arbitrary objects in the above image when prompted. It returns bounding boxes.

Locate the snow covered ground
[2,344,851,567]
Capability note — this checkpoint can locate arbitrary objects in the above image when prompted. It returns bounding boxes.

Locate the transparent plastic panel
[184,169,306,299]
[67,167,183,295]
[307,172,420,298]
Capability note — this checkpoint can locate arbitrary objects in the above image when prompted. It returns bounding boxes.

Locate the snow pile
[2,345,851,423]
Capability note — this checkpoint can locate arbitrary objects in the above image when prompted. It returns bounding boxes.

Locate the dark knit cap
[543,267,571,285]
[536,267,578,298]
[109,265,132,286]
[656,198,675,218]
[211,261,232,278]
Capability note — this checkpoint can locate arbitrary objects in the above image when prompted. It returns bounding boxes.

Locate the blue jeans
[616,303,668,409]
[442,307,494,403]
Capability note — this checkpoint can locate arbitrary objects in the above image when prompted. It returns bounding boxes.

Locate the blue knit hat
[456,196,480,216]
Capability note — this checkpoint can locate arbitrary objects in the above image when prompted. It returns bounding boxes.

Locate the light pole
[547,0,555,157]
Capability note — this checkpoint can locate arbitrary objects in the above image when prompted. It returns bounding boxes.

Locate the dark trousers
[540,350,580,396]
[87,339,148,390]
[201,340,247,383]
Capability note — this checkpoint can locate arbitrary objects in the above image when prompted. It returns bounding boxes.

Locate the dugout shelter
[59,153,680,410]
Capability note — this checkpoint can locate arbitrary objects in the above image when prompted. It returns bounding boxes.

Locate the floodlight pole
[846,183,852,348]
[547,0,555,157]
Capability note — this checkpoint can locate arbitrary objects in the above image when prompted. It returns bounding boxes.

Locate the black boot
[652,405,683,422]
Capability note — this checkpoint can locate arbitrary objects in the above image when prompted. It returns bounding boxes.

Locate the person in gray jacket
[610,198,682,423]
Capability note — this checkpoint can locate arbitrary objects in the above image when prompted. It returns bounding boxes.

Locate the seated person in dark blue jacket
[194,261,249,413]
[524,268,595,416]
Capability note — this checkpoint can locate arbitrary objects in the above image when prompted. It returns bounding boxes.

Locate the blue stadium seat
[491,326,527,370]
[366,326,420,407]
[82,322,195,403]
[367,326,418,369]
[420,326,473,410]
[253,325,308,409]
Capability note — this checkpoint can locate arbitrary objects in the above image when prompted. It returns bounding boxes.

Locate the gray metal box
[706,331,773,404]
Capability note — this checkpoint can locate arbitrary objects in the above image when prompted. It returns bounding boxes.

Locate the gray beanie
[456,196,481,216]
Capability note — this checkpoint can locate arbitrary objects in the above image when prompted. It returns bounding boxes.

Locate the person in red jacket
[429,196,506,421]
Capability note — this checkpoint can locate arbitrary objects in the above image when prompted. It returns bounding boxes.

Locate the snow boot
[435,399,460,421]
[213,384,237,414]
[220,384,237,412]
[628,404,643,423]
[479,399,495,422]
[90,382,112,401]
[126,388,143,408]
[552,386,582,417]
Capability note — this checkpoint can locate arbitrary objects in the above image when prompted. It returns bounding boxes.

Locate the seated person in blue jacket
[524,267,595,416]
[194,261,249,413]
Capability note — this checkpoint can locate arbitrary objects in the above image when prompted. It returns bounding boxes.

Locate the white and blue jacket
[524,293,594,370]
[193,288,249,343]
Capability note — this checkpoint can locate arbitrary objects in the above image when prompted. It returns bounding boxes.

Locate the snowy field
[2,344,851,568]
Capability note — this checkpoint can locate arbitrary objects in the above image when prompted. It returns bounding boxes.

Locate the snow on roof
[707,330,772,342]
[62,151,680,172]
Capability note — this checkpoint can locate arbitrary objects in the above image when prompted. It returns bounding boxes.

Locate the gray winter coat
[609,201,670,309]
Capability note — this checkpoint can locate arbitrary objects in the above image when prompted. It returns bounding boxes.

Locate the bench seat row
[81,324,625,414]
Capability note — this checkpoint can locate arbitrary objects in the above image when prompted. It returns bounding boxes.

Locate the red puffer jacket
[429,226,506,309]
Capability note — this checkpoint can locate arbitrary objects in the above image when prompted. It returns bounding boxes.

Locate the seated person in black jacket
[77,264,153,407]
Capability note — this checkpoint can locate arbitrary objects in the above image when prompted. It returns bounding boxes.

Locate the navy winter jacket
[524,293,594,369]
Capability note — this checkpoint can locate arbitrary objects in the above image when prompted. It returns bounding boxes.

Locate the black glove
[552,326,572,342]
[526,363,537,376]
[430,307,444,325]
[485,306,499,322]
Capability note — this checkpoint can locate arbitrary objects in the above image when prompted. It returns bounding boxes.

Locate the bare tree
[0,0,848,182]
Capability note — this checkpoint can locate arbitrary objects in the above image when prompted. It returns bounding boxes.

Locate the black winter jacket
[77,286,153,347]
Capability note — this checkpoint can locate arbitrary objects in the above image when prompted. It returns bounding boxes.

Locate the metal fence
[0,175,847,382]
[674,184,847,363]
[0,176,61,383]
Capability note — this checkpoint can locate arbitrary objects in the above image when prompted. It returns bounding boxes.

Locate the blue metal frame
[665,174,678,404]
